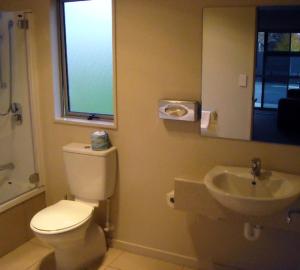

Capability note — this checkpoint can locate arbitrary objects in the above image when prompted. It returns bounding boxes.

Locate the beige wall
[1,0,300,268]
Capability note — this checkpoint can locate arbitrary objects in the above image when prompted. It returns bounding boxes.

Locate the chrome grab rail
[0,162,14,171]
[0,35,7,89]
[0,20,14,116]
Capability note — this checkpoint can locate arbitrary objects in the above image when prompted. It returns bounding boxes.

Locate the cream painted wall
[1,0,300,268]
[202,7,256,140]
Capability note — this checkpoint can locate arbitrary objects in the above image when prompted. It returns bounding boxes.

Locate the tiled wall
[0,193,45,257]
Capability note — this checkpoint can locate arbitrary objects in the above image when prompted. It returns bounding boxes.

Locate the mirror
[201,6,300,146]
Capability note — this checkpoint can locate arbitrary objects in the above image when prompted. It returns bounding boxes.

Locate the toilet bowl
[30,200,106,270]
[30,143,117,270]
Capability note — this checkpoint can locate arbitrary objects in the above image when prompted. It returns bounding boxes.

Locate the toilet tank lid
[63,143,117,156]
[30,200,94,233]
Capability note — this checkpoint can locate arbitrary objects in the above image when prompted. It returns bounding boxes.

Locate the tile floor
[0,238,195,270]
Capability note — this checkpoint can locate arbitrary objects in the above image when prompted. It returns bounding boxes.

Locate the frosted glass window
[61,0,114,118]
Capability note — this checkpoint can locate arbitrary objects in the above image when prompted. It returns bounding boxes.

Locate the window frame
[58,0,116,122]
[254,29,300,110]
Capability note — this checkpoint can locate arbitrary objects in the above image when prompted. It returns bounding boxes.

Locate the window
[291,33,300,52]
[59,0,114,121]
[254,31,300,109]
[267,33,290,52]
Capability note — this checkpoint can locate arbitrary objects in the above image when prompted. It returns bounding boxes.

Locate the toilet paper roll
[166,190,175,209]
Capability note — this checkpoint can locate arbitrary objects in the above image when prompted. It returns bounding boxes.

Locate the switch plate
[239,74,248,88]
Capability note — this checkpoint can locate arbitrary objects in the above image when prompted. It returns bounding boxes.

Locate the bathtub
[0,169,45,257]
[0,169,45,214]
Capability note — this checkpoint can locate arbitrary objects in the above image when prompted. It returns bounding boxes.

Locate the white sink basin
[204,166,300,216]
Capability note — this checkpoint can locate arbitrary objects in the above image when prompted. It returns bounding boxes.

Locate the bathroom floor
[0,238,194,270]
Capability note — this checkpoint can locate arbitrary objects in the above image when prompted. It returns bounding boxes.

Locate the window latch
[87,114,98,120]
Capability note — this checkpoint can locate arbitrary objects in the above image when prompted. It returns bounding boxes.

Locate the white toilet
[30,143,117,270]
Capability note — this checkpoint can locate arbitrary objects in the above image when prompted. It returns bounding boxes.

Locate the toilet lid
[30,200,94,234]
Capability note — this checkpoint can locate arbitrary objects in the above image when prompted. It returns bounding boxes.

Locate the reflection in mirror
[201,7,256,140]
[253,6,300,145]
[201,6,300,146]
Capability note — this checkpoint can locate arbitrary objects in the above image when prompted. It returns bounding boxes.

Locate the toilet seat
[30,200,94,235]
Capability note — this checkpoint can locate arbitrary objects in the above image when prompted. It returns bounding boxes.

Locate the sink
[204,166,300,216]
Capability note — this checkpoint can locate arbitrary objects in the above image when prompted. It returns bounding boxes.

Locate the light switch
[239,74,248,88]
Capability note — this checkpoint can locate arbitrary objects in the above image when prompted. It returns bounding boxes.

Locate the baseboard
[111,239,213,269]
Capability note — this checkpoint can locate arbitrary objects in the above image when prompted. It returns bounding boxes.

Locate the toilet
[30,143,117,270]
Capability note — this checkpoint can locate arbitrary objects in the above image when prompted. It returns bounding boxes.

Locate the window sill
[54,117,116,129]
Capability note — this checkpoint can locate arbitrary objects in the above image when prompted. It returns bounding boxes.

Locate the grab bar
[0,20,14,116]
[0,35,6,89]
[0,162,14,171]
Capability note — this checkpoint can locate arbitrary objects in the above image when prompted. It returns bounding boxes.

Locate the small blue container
[91,131,111,151]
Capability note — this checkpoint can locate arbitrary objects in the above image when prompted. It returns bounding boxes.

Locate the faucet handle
[251,158,261,168]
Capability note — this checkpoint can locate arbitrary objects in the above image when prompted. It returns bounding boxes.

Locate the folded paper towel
[201,111,211,129]
[200,110,217,136]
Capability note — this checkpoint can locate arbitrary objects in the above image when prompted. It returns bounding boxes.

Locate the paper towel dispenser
[159,100,199,122]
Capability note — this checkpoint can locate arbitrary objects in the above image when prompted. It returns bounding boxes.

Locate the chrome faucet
[251,158,262,177]
[286,208,300,224]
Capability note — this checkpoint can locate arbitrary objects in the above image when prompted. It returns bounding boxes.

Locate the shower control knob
[29,173,39,186]
[11,102,23,125]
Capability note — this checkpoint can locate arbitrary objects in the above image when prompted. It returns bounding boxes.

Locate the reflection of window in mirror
[252,6,300,146]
